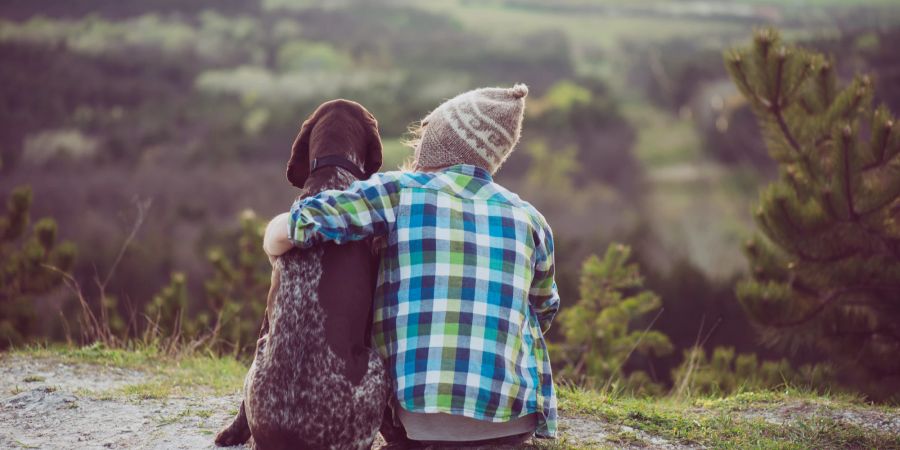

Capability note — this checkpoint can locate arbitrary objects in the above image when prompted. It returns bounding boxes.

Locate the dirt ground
[3,355,898,449]
[0,355,240,449]
[0,355,644,449]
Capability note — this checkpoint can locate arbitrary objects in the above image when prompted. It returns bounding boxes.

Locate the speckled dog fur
[243,245,389,450]
[215,100,389,450]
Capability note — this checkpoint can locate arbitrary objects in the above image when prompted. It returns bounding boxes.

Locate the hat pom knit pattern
[416,83,528,174]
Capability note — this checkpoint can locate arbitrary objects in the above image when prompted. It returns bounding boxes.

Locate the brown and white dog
[215,99,390,450]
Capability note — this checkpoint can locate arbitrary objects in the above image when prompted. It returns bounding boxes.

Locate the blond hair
[400,121,424,172]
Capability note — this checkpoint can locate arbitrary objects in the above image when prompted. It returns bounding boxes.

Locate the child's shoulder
[488,182,552,230]
[372,170,433,188]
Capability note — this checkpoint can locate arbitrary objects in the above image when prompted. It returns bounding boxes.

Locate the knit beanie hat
[415,84,528,174]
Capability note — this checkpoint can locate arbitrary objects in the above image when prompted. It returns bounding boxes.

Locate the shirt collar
[439,164,493,182]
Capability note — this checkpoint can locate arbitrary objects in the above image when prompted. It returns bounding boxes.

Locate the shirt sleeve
[529,218,560,335]
[288,172,402,248]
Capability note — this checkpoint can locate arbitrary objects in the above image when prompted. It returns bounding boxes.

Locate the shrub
[672,345,835,397]
[553,244,673,393]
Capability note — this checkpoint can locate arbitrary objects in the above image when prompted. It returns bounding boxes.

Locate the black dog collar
[310,155,367,180]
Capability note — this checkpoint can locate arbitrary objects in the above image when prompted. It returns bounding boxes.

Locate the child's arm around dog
[264,172,402,259]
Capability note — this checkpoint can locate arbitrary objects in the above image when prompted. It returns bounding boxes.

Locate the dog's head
[286,99,383,188]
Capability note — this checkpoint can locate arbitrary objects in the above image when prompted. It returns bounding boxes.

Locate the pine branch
[760,288,836,328]
[857,221,900,261]
[776,197,801,233]
[767,284,900,328]
[839,126,859,220]
[862,118,894,169]
[773,108,803,155]
[830,328,900,346]
[791,246,858,264]
[785,60,812,100]
[817,191,841,224]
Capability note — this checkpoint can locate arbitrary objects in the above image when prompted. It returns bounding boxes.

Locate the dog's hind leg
[215,400,252,446]
[215,263,283,447]
[215,315,271,447]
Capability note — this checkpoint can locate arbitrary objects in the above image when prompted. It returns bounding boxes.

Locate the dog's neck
[301,165,361,197]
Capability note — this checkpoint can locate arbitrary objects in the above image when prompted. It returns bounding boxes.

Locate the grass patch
[16,342,165,367]
[12,343,247,398]
[22,375,45,382]
[557,385,900,448]
[606,428,644,446]
[193,408,214,419]
[154,407,215,428]
[14,439,39,449]
[119,381,173,400]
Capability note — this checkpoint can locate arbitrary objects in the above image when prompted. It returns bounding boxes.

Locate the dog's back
[244,241,388,449]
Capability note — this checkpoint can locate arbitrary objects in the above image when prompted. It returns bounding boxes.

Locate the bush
[672,345,835,397]
[553,243,673,393]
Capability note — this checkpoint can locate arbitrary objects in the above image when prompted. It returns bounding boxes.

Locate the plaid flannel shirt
[288,164,559,437]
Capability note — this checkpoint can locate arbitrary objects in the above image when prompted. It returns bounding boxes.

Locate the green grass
[13,343,247,399]
[13,439,39,449]
[557,385,900,449]
[154,407,214,427]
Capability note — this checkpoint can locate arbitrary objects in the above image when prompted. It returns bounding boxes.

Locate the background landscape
[3,0,900,402]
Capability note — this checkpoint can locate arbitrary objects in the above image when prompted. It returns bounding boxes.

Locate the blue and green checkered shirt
[288,164,559,437]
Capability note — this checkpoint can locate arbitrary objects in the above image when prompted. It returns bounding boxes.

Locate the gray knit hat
[414,84,528,174]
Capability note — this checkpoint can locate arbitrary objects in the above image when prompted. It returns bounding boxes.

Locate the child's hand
[263,212,293,264]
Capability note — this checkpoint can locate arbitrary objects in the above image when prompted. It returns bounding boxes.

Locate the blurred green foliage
[672,346,835,397]
[143,210,269,356]
[145,271,190,340]
[202,210,270,356]
[0,182,76,348]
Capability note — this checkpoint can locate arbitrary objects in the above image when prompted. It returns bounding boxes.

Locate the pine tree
[555,244,672,392]
[726,29,900,393]
[0,179,76,347]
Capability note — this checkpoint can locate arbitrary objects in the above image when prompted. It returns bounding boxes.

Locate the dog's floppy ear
[363,111,383,177]
[286,113,317,188]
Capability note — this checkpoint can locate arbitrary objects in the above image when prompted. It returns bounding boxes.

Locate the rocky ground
[1,355,238,449]
[1,354,898,449]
